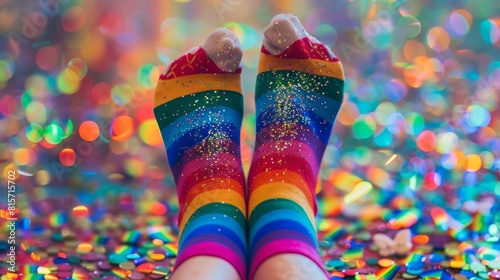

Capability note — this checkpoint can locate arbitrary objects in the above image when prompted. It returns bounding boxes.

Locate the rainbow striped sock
[247,16,345,279]
[154,29,246,279]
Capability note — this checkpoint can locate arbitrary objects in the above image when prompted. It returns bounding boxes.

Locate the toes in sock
[154,28,246,279]
[248,14,345,279]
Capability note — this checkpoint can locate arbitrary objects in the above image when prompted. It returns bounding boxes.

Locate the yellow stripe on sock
[183,178,244,206]
[248,182,316,229]
[179,188,246,234]
[154,73,242,107]
[257,53,344,80]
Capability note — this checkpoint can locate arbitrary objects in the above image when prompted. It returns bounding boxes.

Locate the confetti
[378,258,394,268]
[344,181,373,204]
[385,154,398,166]
[150,253,166,261]
[77,243,93,252]
[72,205,89,217]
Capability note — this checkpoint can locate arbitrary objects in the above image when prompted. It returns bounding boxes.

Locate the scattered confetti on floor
[1,0,499,279]
[1,197,499,279]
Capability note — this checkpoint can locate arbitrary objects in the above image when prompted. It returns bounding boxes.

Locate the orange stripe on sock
[154,73,242,107]
[180,178,245,218]
[179,189,246,234]
[249,169,314,209]
[257,53,344,80]
[248,182,316,228]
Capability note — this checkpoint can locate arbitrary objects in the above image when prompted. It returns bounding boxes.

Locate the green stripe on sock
[248,198,315,230]
[256,70,344,102]
[154,90,244,129]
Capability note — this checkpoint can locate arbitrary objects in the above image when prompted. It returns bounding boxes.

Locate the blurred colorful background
[1,0,500,279]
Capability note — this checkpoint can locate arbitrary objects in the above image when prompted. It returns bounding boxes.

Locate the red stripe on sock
[177,154,245,199]
[248,149,317,194]
[171,139,241,178]
[160,47,242,80]
[261,37,339,62]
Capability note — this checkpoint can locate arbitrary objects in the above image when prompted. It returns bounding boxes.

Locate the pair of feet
[154,14,344,280]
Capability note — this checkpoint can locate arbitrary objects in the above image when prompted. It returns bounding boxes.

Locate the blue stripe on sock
[160,106,242,148]
[256,106,333,144]
[249,208,315,245]
[164,122,241,166]
[180,213,246,247]
[256,89,342,124]
[249,218,317,250]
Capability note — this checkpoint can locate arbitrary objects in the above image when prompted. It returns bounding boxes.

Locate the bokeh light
[427,27,450,52]
[352,115,376,139]
[223,22,259,50]
[79,120,100,141]
[448,10,471,37]
[397,15,421,38]
[36,46,59,71]
[65,58,88,82]
[61,6,87,32]
[139,119,162,146]
[464,154,482,172]
[111,84,133,105]
[59,148,76,166]
[92,82,112,104]
[137,64,159,88]
[111,115,134,142]
[417,130,435,152]
[0,53,15,90]
[44,123,64,144]
[480,19,500,44]
[26,123,44,143]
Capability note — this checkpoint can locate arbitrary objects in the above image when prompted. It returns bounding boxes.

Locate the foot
[247,14,345,280]
[154,28,247,280]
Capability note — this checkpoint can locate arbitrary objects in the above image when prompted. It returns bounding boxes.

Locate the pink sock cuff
[249,239,329,280]
[174,241,246,280]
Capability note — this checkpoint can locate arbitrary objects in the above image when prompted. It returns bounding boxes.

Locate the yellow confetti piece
[356,260,366,268]
[150,253,165,261]
[37,266,51,275]
[344,181,373,204]
[78,243,93,252]
[378,258,395,268]
[385,154,398,165]
[152,239,164,246]
[5,272,19,280]
[31,252,41,261]
[450,260,464,268]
